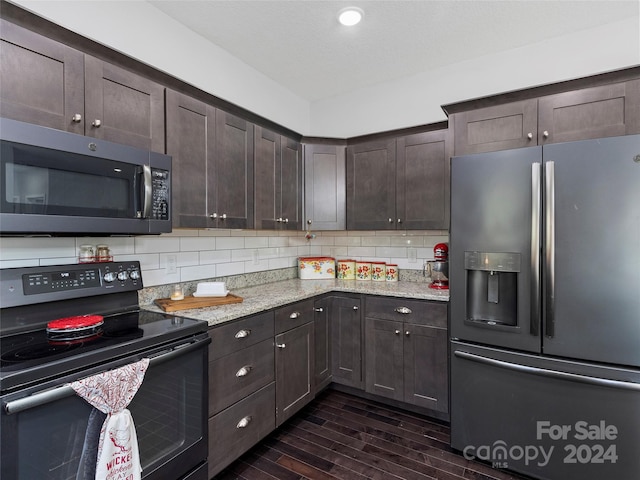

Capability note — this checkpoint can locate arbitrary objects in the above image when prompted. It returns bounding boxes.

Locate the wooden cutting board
[154,293,243,312]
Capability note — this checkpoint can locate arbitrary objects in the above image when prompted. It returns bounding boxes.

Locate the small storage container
[298,257,336,279]
[336,259,356,280]
[356,261,372,281]
[371,262,386,281]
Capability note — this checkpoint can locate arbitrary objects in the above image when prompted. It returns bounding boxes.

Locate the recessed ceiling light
[338,7,364,26]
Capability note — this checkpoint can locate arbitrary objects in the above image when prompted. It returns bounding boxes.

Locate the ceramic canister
[355,261,371,281]
[336,259,356,280]
[385,264,399,282]
[370,262,386,282]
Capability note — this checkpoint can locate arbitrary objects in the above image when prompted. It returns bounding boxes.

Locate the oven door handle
[4,337,209,415]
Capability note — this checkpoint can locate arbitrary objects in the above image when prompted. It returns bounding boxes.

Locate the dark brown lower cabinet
[275,300,315,426]
[364,296,449,414]
[313,296,332,393]
[206,294,449,478]
[208,383,275,479]
[330,294,363,388]
[275,322,314,426]
[207,311,275,479]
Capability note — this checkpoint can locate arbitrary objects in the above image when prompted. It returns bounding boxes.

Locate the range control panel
[23,269,101,294]
[1,261,142,309]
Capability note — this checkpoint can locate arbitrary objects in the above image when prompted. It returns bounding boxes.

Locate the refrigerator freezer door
[450,146,542,353]
[543,135,640,368]
[451,341,640,480]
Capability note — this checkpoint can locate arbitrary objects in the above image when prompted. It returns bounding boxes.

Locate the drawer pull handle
[235,365,252,377]
[277,343,286,349]
[314,307,324,313]
[289,311,301,319]
[236,416,252,429]
[235,329,251,339]
[395,306,412,314]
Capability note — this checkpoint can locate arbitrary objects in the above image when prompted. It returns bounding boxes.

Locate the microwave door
[1,141,139,218]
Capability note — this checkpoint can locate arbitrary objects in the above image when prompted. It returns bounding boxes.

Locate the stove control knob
[103,272,117,283]
[117,271,129,281]
[129,270,141,280]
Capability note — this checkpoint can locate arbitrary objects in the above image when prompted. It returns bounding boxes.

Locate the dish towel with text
[70,358,150,480]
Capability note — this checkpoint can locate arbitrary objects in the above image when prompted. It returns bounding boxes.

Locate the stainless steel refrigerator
[449,134,640,480]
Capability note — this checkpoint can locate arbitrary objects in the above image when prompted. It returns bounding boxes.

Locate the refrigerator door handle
[545,161,555,338]
[454,350,640,391]
[530,162,541,336]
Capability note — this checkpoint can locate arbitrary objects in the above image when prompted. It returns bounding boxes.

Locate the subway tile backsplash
[0,229,448,287]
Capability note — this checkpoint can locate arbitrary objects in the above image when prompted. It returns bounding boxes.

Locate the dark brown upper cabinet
[452,80,640,155]
[166,90,254,229]
[396,129,452,230]
[0,19,165,153]
[0,18,84,135]
[303,143,346,231]
[347,129,451,230]
[537,80,640,144]
[84,56,165,153]
[254,126,302,230]
[346,139,397,230]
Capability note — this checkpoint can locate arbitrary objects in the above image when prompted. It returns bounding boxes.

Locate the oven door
[1,334,209,480]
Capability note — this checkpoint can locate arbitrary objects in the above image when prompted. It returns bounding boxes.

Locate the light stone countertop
[142,279,449,327]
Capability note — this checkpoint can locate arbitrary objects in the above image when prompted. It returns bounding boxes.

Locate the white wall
[10,1,640,138]
[0,230,448,287]
[311,17,640,137]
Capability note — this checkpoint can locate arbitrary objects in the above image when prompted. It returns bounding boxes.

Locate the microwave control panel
[151,169,170,220]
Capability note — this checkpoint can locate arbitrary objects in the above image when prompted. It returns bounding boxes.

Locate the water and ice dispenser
[464,252,520,327]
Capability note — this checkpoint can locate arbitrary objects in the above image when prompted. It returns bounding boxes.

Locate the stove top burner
[1,313,144,367]
[0,262,209,394]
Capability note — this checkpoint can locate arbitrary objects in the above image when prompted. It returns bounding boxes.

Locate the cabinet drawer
[208,382,275,479]
[275,299,314,334]
[209,311,274,360]
[209,338,274,415]
[365,296,447,328]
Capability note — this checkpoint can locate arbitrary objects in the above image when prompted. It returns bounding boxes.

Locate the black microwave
[0,118,171,235]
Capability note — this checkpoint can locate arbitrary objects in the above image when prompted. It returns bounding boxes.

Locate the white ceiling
[147,0,638,103]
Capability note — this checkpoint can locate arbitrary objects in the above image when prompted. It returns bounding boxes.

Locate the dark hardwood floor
[214,389,533,480]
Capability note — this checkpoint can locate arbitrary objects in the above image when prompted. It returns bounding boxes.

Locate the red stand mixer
[426,243,449,290]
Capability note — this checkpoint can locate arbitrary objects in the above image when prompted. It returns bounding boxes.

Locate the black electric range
[0,261,207,393]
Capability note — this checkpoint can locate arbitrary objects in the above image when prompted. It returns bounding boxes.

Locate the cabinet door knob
[307,219,312,225]
[92,119,101,128]
[395,306,412,314]
[405,331,411,336]
[210,213,218,219]
[234,329,251,339]
[276,217,283,223]
[276,343,286,349]
[397,219,402,224]
[235,365,253,377]
[388,218,393,223]
[284,218,289,223]
[527,132,533,140]
[314,307,324,313]
[353,305,359,311]
[221,213,227,219]
[72,113,82,123]
[543,130,549,138]
[236,416,252,429]
[289,311,301,319]
[395,329,401,335]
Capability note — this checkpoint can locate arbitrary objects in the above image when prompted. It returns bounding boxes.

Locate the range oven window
[1,339,207,480]
[1,141,137,218]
